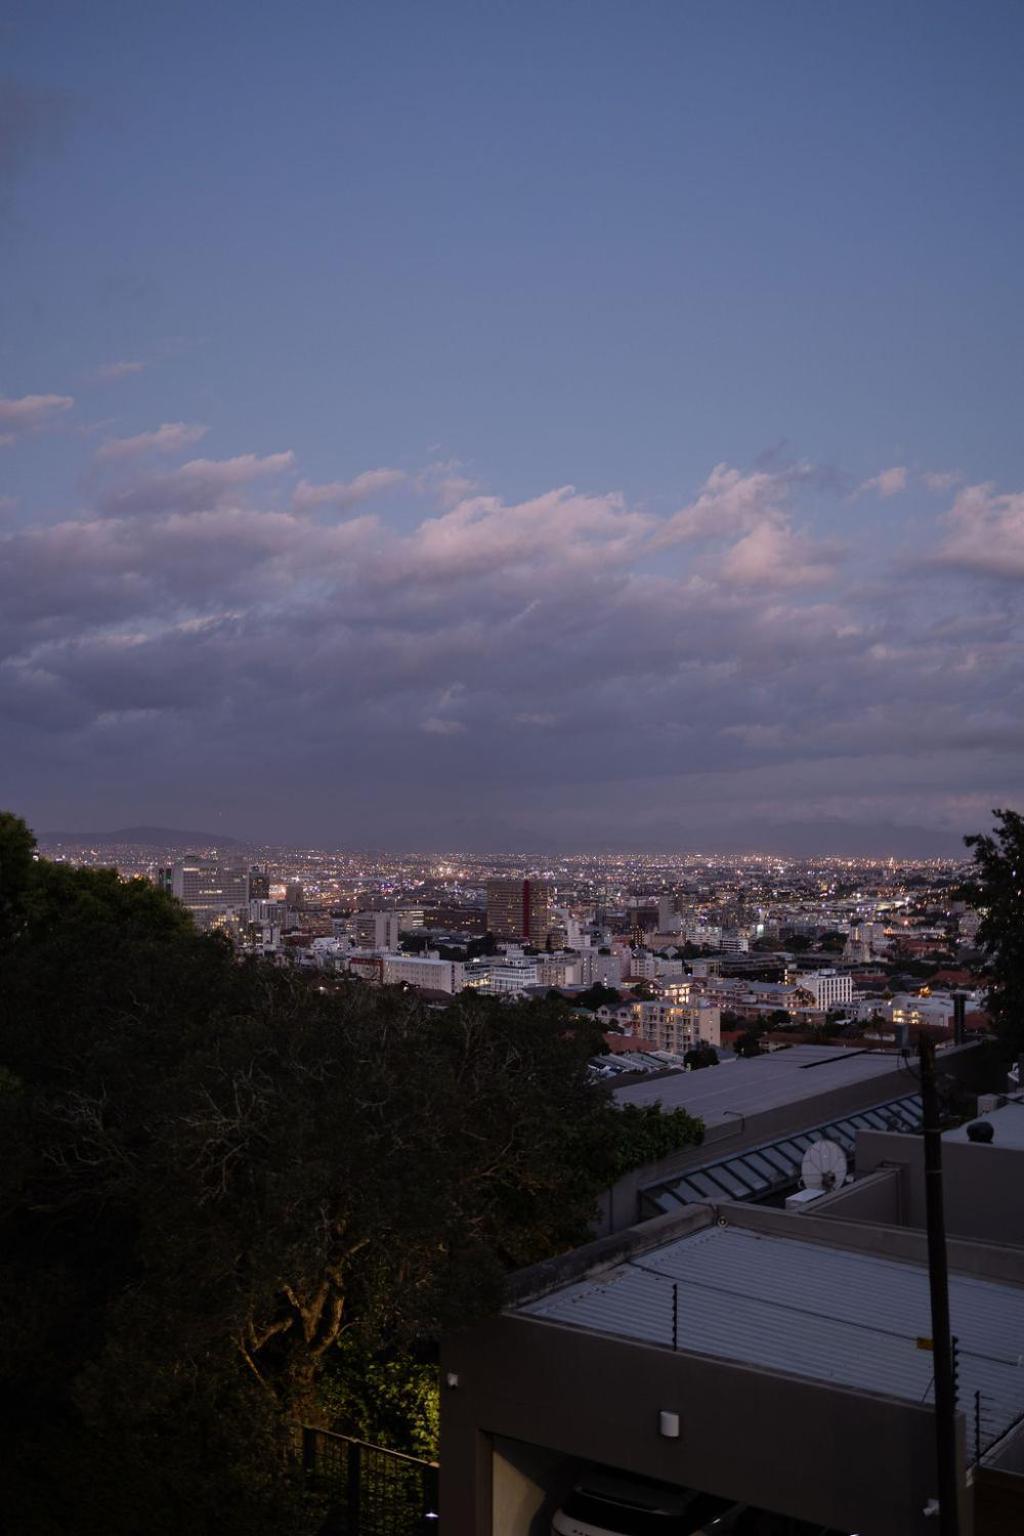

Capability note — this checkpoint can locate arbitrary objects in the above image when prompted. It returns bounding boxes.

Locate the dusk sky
[3,1,1023,853]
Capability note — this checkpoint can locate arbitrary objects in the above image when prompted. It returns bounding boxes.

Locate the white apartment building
[484,959,540,996]
[382,954,466,994]
[798,970,854,1010]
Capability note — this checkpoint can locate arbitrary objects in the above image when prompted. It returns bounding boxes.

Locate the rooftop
[516,1223,1024,1442]
[613,1043,912,1124]
[946,1099,1024,1150]
[640,1091,923,1215]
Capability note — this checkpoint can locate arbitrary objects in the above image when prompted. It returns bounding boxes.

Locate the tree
[683,1044,719,1071]
[0,810,38,951]
[606,1103,704,1178]
[0,819,643,1535]
[965,809,1024,1055]
[733,1027,765,1058]
[574,982,622,1011]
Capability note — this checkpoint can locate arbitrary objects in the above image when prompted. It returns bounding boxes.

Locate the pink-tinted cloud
[858,466,908,498]
[99,451,295,516]
[292,468,405,512]
[923,470,963,493]
[407,485,652,581]
[656,463,791,546]
[0,393,73,432]
[95,422,209,462]
[935,482,1024,578]
[92,360,146,382]
[719,521,841,588]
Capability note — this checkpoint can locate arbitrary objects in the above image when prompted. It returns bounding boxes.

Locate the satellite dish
[801,1139,848,1192]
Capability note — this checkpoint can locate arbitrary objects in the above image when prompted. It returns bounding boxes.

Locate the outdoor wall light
[445,1371,460,1388]
[658,1410,680,1438]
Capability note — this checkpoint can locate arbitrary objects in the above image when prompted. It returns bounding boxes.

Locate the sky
[2,0,1023,854]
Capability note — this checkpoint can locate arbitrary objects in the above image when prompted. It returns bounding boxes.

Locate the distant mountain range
[40,826,243,849]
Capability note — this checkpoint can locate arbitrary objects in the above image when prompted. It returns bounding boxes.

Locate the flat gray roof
[945,1099,1024,1150]
[517,1224,1024,1443]
[613,1044,908,1125]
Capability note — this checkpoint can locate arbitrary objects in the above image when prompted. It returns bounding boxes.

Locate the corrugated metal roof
[517,1226,1024,1442]
[614,1044,913,1123]
[640,1093,923,1215]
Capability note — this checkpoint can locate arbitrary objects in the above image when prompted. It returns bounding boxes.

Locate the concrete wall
[596,1043,987,1235]
[724,1200,1024,1286]
[441,1304,963,1536]
[808,1164,904,1225]
[491,1438,583,1536]
[850,1132,1024,1246]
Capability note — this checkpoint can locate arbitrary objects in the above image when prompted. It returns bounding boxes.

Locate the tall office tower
[485,879,553,945]
[354,909,402,951]
[171,856,251,928]
[249,867,271,901]
[657,890,682,932]
[284,881,305,911]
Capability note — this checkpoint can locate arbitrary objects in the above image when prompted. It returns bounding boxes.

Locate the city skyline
[4,2,1024,853]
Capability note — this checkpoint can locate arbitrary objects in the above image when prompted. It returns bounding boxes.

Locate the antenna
[800,1139,848,1193]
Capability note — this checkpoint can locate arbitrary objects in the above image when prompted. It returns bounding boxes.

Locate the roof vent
[966,1120,995,1144]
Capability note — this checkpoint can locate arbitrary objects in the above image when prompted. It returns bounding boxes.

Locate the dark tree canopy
[0,816,700,1534]
[965,809,1024,1055]
[683,1044,719,1071]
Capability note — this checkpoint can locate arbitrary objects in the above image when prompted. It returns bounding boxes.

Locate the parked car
[552,1471,742,1536]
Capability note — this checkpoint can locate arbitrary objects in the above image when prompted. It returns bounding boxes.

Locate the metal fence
[299,1425,439,1535]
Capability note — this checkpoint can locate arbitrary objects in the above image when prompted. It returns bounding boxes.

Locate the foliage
[733,1027,766,1058]
[319,1334,440,1461]
[0,816,626,1535]
[965,809,1024,1055]
[574,982,622,1011]
[0,809,39,950]
[683,1045,719,1071]
[607,1102,704,1178]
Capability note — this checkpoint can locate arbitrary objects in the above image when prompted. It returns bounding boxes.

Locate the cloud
[934,482,1024,579]
[656,463,792,546]
[923,470,963,493]
[858,466,908,498]
[3,450,1022,850]
[0,393,74,433]
[96,422,209,462]
[91,361,146,383]
[719,521,842,589]
[292,468,405,512]
[421,717,467,735]
[98,451,295,516]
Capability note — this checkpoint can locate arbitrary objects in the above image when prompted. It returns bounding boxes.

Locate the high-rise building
[249,867,271,900]
[485,879,553,945]
[170,856,250,928]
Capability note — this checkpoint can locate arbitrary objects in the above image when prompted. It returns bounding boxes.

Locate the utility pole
[919,1034,961,1536]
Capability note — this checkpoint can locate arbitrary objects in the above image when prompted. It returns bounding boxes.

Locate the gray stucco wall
[852,1132,1024,1246]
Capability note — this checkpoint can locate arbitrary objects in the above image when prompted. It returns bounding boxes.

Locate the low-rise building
[381,953,466,994]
